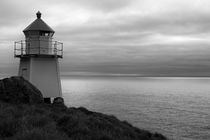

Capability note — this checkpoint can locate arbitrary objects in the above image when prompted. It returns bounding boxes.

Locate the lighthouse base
[18,57,62,98]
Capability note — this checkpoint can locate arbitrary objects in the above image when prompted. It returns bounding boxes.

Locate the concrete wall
[18,57,62,97]
[30,57,62,97]
[18,58,30,80]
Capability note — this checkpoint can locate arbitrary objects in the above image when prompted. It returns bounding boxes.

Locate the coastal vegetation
[0,76,167,140]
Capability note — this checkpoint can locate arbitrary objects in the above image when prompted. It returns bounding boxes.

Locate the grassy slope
[0,101,167,140]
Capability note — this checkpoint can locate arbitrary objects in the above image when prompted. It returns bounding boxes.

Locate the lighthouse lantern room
[14,11,63,100]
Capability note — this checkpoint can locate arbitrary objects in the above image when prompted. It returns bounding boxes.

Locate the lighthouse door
[21,68,28,79]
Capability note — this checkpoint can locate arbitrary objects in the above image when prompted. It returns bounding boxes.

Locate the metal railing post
[21,40,23,56]
[14,42,16,57]
[26,39,28,55]
[62,43,63,58]
[54,41,57,56]
[39,37,41,55]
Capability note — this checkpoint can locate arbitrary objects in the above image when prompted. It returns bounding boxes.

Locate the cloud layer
[1,0,210,76]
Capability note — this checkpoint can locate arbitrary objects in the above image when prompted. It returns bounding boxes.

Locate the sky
[1,0,210,76]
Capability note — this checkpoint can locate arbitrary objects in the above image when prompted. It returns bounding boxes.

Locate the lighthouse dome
[23,11,54,33]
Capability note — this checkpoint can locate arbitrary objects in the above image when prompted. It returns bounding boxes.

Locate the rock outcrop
[53,97,64,105]
[0,76,43,104]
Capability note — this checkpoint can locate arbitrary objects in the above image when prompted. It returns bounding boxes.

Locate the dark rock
[53,97,64,105]
[0,76,43,104]
[44,98,51,104]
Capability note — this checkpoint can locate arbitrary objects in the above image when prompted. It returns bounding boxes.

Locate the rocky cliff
[0,76,43,104]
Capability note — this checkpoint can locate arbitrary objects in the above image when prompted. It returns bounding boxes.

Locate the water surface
[62,77,210,140]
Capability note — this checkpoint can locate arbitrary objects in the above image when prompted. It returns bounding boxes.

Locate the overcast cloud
[1,0,210,76]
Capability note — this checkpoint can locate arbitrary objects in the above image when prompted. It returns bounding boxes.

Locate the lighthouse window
[44,33,49,36]
[40,32,50,36]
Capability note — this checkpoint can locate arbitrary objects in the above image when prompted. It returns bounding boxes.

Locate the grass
[0,101,167,140]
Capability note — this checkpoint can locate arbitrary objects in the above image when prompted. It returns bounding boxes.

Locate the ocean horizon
[62,76,210,140]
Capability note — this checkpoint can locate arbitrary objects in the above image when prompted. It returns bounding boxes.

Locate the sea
[61,77,210,140]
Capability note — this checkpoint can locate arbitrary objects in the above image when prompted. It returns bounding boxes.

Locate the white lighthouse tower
[14,11,63,102]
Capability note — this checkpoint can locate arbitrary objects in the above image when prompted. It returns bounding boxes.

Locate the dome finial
[36,11,41,19]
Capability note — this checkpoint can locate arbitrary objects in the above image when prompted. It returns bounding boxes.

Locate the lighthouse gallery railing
[14,39,63,58]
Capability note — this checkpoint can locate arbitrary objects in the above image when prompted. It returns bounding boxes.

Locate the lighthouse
[14,11,63,102]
